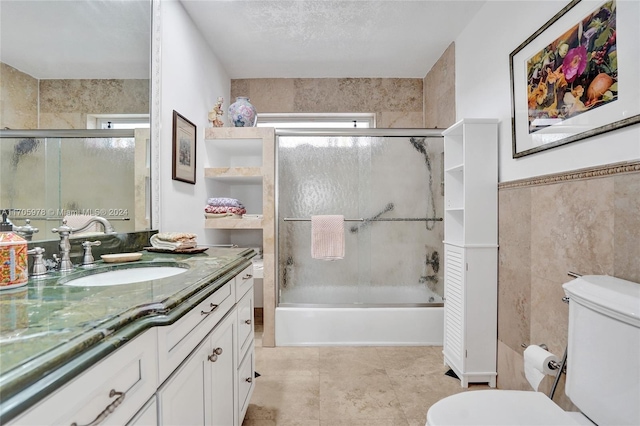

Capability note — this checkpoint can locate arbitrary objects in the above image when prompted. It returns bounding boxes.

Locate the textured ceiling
[0,0,485,81]
[181,0,485,78]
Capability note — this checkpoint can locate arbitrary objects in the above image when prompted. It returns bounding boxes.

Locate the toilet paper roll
[524,345,560,391]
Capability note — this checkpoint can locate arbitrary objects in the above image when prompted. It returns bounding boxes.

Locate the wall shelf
[204,218,263,229]
[204,126,276,347]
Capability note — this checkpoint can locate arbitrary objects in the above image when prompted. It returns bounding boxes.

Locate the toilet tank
[563,275,640,426]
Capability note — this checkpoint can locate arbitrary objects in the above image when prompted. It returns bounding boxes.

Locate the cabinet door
[206,314,236,426]
[237,288,254,359]
[127,396,158,426]
[443,244,465,370]
[157,339,209,425]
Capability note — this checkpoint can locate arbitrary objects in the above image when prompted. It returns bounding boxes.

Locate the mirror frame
[150,0,160,230]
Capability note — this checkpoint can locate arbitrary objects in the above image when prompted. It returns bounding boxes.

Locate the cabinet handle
[245,377,252,383]
[245,319,252,325]
[242,274,253,280]
[208,347,223,362]
[201,303,219,315]
[70,389,125,426]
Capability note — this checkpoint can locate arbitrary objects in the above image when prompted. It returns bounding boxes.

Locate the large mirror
[0,0,153,241]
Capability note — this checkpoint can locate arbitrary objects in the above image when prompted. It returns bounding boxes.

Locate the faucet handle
[27,247,47,277]
[82,240,102,267]
[14,219,40,241]
[52,219,72,235]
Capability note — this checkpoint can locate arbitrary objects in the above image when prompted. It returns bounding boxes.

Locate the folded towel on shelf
[311,215,345,260]
[206,197,245,208]
[150,232,197,251]
[204,205,247,215]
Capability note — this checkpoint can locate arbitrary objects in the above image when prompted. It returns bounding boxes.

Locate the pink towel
[311,215,345,260]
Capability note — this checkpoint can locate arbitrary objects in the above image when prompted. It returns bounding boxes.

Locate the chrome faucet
[51,216,117,272]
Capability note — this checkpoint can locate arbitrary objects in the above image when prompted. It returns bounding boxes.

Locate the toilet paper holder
[520,343,562,371]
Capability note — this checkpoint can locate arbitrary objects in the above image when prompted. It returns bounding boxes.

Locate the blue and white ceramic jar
[227,97,257,127]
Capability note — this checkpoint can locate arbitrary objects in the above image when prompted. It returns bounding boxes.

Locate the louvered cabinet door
[443,244,465,371]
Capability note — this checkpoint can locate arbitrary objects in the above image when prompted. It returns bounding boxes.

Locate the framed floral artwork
[509,0,640,158]
[172,110,197,184]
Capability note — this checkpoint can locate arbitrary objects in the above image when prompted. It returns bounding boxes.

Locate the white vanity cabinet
[235,265,256,421]
[6,263,255,426]
[127,397,158,426]
[157,312,236,426]
[7,330,159,426]
[442,119,498,388]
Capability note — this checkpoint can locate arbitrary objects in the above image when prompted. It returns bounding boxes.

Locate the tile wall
[231,78,424,128]
[423,43,455,129]
[497,161,640,409]
[0,61,149,130]
[1,63,38,129]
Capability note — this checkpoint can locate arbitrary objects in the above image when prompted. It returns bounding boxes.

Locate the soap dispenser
[0,209,28,289]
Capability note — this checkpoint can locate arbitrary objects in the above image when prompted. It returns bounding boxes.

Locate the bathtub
[275,285,444,346]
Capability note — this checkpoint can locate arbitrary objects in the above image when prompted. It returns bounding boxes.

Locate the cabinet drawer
[236,289,254,360]
[235,265,254,301]
[157,281,234,382]
[237,342,255,423]
[10,331,158,426]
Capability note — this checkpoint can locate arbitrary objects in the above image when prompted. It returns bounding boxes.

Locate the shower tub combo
[275,129,445,346]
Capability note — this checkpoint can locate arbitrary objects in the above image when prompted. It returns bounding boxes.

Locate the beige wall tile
[614,172,640,282]
[497,341,529,390]
[39,79,149,113]
[530,178,615,283]
[423,43,455,129]
[497,165,639,394]
[1,62,38,129]
[246,79,295,113]
[530,275,569,357]
[231,78,423,128]
[498,187,531,354]
[378,111,423,128]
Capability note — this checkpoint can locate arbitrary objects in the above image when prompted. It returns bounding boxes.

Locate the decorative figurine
[208,97,225,127]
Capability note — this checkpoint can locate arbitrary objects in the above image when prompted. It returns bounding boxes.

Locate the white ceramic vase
[227,97,257,127]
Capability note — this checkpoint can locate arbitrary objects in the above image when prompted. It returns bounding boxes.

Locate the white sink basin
[64,266,188,287]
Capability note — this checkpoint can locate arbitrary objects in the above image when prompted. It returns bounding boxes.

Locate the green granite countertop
[0,247,254,423]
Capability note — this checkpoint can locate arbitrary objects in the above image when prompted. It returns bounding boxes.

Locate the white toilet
[427,275,640,425]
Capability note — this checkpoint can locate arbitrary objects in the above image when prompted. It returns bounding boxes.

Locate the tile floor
[242,325,491,426]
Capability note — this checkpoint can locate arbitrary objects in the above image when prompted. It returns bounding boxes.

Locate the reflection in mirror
[0,0,152,241]
[0,130,150,242]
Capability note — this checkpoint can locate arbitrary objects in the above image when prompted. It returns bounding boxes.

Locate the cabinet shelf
[205,167,263,184]
[445,163,464,173]
[204,218,263,229]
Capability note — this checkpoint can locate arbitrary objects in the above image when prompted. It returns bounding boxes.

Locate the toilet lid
[427,390,582,426]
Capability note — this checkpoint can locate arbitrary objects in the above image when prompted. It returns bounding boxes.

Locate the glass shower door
[277,133,444,306]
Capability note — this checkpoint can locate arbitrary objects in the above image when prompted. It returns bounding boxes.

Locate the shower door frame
[275,128,445,309]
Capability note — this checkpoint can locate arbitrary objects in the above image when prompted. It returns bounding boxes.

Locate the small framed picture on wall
[172,110,197,184]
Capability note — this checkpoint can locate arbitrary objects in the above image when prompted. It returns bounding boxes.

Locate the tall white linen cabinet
[442,119,498,388]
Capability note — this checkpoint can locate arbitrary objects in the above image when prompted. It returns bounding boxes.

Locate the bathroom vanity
[0,248,256,426]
